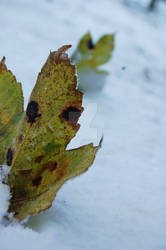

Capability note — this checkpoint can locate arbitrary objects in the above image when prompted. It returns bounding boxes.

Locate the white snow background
[0,0,166,249]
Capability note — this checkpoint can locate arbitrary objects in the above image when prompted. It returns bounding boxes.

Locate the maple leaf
[0,57,24,165]
[5,45,101,221]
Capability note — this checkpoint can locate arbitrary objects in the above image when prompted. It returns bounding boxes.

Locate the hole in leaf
[61,106,81,124]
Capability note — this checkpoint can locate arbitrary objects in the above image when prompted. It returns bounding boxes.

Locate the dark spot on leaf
[87,38,95,49]
[18,134,23,143]
[14,212,19,216]
[61,106,81,124]
[57,160,69,181]
[45,72,50,77]
[43,161,57,172]
[6,148,13,166]
[35,155,44,163]
[32,176,42,187]
[10,187,27,200]
[26,100,41,124]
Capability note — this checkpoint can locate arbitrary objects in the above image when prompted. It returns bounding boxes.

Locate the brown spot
[57,170,65,180]
[43,161,57,173]
[73,124,80,132]
[6,148,13,166]
[32,176,42,187]
[26,100,41,124]
[45,72,50,77]
[61,106,82,124]
[57,159,70,181]
[18,134,23,143]
[19,169,32,177]
[87,38,95,49]
[35,155,44,163]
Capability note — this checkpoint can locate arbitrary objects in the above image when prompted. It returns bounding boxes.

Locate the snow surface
[0,166,10,224]
[0,0,166,249]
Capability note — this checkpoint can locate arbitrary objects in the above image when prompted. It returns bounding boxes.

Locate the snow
[0,0,166,249]
[0,166,10,223]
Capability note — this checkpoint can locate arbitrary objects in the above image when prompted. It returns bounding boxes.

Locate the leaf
[7,45,101,221]
[71,32,115,71]
[91,34,115,68]
[0,57,24,165]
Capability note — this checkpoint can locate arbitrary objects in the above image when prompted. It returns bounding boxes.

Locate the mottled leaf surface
[8,46,101,221]
[0,58,24,165]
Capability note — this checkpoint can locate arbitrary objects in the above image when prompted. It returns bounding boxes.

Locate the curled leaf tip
[58,45,72,53]
[0,56,7,72]
[48,45,72,64]
[1,56,6,63]
[99,136,103,148]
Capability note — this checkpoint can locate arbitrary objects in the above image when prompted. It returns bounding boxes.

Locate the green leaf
[0,57,24,165]
[71,32,115,71]
[91,34,114,67]
[7,45,101,221]
[78,32,92,54]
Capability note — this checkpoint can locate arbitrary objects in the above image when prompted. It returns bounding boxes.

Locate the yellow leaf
[7,46,101,221]
[0,57,24,165]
